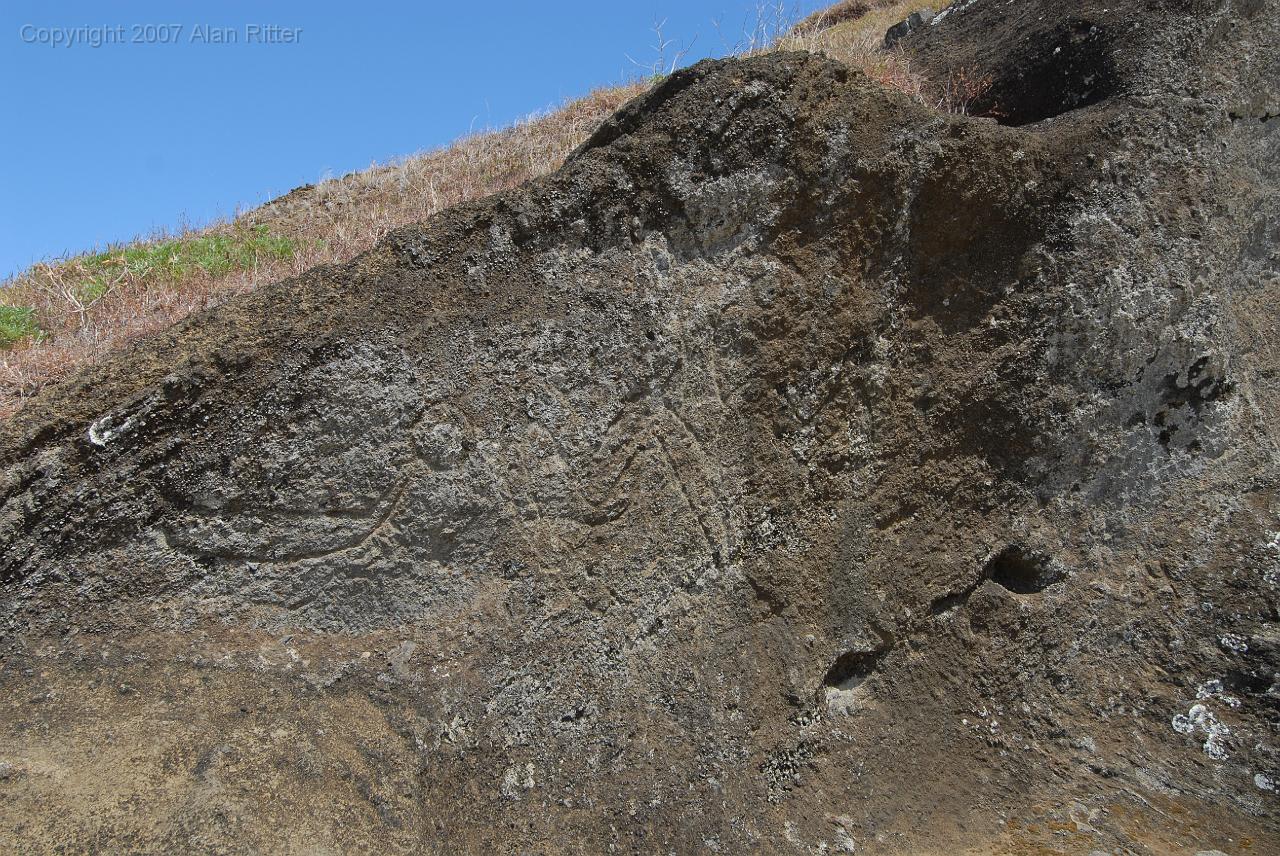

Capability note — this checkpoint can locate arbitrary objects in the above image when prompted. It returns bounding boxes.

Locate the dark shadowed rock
[884,8,936,48]
[2,0,1279,852]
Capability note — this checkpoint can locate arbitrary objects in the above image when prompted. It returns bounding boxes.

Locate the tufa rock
[884,8,936,48]
[2,0,1280,852]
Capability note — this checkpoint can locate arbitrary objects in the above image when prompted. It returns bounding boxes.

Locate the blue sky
[0,0,825,279]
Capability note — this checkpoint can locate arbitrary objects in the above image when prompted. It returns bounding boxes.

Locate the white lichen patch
[1264,531,1280,588]
[1219,633,1249,653]
[87,414,135,447]
[1172,703,1231,760]
[1196,678,1224,697]
[500,761,536,799]
[933,0,978,26]
[1196,678,1241,708]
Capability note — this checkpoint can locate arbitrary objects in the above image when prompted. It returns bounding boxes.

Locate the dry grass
[0,0,990,418]
[777,0,963,107]
[806,0,952,38]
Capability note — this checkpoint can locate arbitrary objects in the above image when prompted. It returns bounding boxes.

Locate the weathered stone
[2,0,1279,851]
[884,8,936,48]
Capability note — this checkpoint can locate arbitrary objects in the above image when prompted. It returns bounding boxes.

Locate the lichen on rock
[2,0,1280,852]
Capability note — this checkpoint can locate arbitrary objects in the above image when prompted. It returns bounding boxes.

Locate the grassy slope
[0,84,644,415]
[0,0,963,417]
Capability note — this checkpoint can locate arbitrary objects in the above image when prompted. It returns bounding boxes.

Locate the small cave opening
[985,546,1063,595]
[822,643,890,692]
[971,19,1120,126]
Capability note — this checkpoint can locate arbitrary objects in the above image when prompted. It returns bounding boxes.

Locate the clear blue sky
[0,0,826,279]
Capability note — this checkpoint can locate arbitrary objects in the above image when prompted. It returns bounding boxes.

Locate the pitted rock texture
[2,0,1280,852]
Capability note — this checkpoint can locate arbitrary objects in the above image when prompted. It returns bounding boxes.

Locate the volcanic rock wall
[2,0,1278,852]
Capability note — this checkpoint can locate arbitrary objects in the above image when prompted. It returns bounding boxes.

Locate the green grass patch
[79,225,295,288]
[0,305,41,348]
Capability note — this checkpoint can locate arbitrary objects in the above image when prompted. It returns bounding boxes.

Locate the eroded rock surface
[2,0,1279,852]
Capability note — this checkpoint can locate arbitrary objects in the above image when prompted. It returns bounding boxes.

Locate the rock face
[884,9,935,49]
[2,0,1279,852]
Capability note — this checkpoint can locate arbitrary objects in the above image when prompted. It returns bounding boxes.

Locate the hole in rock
[985,546,1062,595]
[821,637,892,715]
[973,20,1119,126]
[928,590,969,616]
[823,643,891,692]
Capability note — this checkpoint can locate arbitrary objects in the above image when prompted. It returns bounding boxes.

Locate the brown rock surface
[3,0,1279,851]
